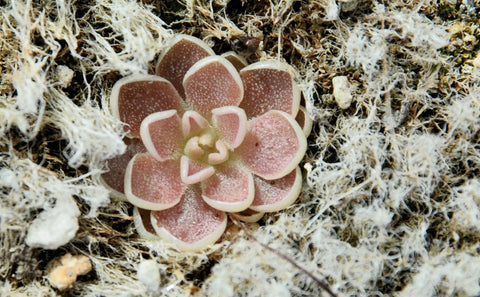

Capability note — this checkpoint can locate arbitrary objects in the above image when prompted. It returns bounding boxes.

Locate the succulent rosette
[101,35,311,251]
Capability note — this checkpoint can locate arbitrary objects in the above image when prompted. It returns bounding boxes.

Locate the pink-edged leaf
[125,153,185,210]
[151,186,227,251]
[183,56,243,116]
[101,138,146,199]
[180,156,215,184]
[110,75,184,138]
[184,136,205,160]
[156,35,215,97]
[221,51,248,71]
[236,110,307,180]
[133,207,158,240]
[201,165,254,212]
[184,136,203,160]
[140,110,183,161]
[230,209,264,223]
[295,106,313,136]
[207,140,229,165]
[250,166,302,212]
[182,110,209,136]
[211,106,247,149]
[239,61,300,119]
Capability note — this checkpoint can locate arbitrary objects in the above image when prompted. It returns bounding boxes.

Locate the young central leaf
[183,129,228,165]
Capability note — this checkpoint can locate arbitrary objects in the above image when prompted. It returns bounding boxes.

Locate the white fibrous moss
[323,0,340,21]
[398,252,480,297]
[447,179,480,232]
[2,0,480,296]
[50,90,126,169]
[1,2,48,139]
[79,1,172,76]
[203,235,299,297]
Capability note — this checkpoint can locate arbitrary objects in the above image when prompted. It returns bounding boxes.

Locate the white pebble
[47,254,92,290]
[137,259,161,292]
[25,196,80,249]
[332,76,353,109]
[56,65,75,88]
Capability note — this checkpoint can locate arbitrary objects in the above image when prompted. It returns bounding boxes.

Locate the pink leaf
[110,75,184,138]
[125,153,185,210]
[295,106,313,136]
[239,61,300,119]
[202,166,254,212]
[211,106,247,149]
[182,110,209,136]
[207,140,229,165]
[133,208,158,240]
[230,209,264,223]
[221,51,248,71]
[183,56,243,116]
[236,110,307,180]
[101,138,146,199]
[140,110,183,161]
[156,35,214,97]
[250,166,302,212]
[151,186,227,251]
[180,156,215,184]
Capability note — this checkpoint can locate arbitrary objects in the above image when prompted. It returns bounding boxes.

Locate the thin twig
[231,217,339,297]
